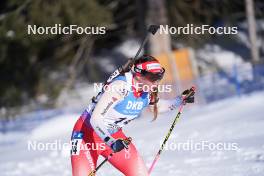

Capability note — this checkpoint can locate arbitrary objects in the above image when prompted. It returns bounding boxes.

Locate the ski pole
[120,25,160,73]
[88,137,132,176]
[88,153,113,176]
[92,25,160,103]
[148,86,196,174]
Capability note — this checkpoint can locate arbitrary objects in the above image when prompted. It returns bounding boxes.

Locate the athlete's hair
[134,55,160,121]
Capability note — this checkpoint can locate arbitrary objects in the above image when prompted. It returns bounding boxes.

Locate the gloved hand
[181,89,195,104]
[110,138,131,153]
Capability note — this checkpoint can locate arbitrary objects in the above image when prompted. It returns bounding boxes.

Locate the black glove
[110,138,131,153]
[181,89,195,104]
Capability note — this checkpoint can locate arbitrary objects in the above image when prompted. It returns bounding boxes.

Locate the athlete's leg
[108,143,149,176]
[71,116,99,176]
[100,130,149,176]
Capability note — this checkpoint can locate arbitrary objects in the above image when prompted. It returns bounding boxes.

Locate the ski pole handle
[132,25,159,61]
[181,86,196,107]
[122,25,160,72]
[183,86,196,100]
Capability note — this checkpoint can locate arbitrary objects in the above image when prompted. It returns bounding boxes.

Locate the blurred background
[0,0,264,176]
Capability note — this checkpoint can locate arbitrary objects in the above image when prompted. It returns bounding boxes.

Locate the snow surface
[1,92,264,176]
[196,44,253,74]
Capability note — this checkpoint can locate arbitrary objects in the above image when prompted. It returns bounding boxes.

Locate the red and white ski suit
[71,71,181,176]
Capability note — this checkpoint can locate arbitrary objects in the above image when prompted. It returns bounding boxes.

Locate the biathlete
[71,55,195,176]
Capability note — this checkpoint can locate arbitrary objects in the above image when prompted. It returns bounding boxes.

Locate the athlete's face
[134,75,160,92]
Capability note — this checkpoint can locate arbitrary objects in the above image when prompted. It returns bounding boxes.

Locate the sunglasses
[134,67,165,82]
